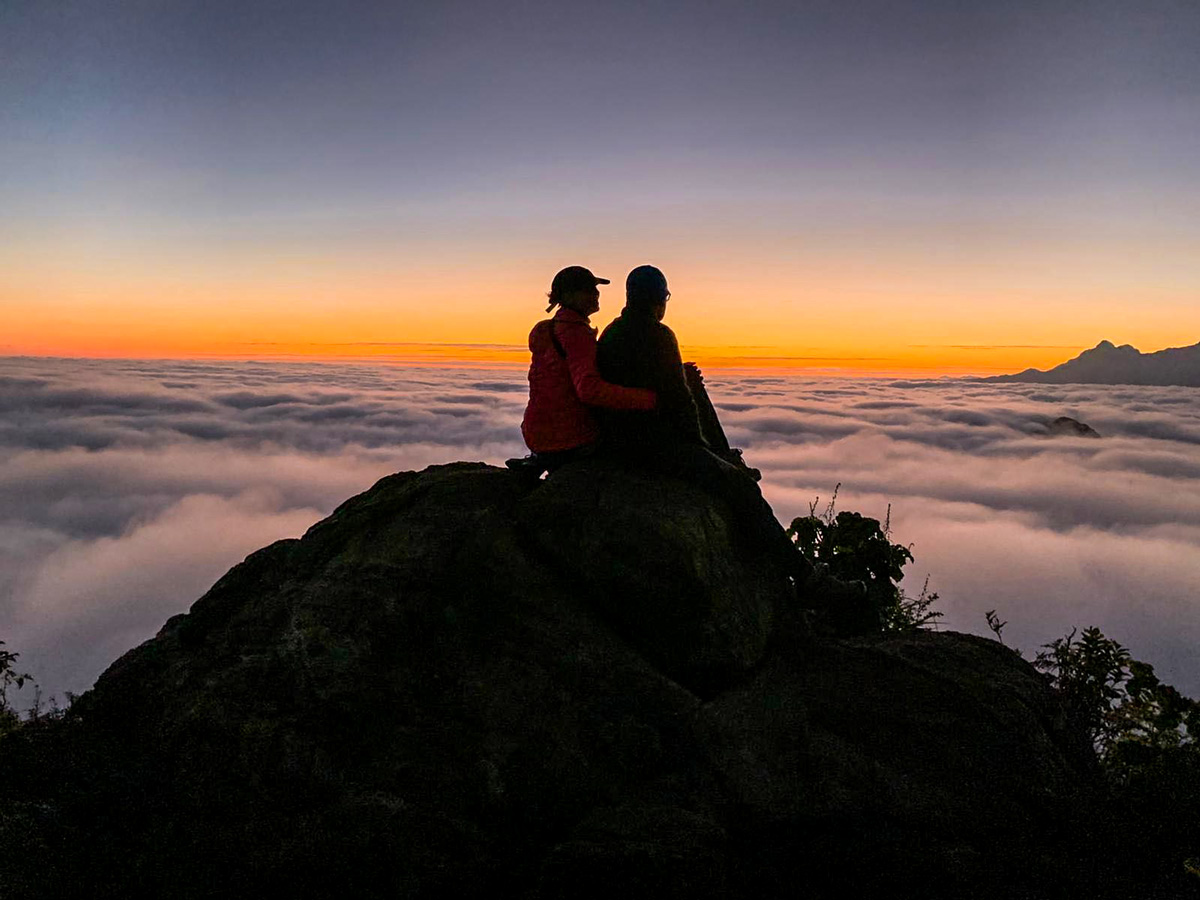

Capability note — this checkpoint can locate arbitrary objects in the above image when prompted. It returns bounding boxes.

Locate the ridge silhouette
[989,339,1200,387]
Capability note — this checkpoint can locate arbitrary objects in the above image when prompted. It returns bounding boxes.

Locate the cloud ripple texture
[0,357,1197,703]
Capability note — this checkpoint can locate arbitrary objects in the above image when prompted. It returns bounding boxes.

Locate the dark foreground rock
[0,462,1161,898]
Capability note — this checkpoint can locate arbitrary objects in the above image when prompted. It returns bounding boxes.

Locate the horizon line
[0,348,1049,378]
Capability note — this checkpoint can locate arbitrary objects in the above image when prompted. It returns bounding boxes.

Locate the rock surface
[1044,416,1102,438]
[517,458,785,693]
[0,462,1120,898]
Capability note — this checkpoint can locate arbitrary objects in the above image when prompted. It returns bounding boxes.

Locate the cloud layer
[2,357,1198,701]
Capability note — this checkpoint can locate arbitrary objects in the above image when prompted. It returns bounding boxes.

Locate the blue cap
[626,265,669,304]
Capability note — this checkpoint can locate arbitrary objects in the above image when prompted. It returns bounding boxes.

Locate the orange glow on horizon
[3,258,1196,376]
[0,329,1099,377]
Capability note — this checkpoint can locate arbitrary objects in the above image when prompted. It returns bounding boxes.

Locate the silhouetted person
[595,266,705,447]
[513,266,657,476]
[595,265,802,569]
[596,265,757,475]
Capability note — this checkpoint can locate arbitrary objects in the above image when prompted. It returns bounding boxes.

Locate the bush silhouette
[1034,626,1199,757]
[787,486,941,631]
[0,641,30,737]
[1024,624,1200,893]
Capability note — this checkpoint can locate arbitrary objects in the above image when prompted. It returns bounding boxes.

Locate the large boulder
[517,457,785,694]
[704,631,1101,897]
[0,462,1116,899]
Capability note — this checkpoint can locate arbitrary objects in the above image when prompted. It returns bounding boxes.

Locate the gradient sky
[3,0,1198,371]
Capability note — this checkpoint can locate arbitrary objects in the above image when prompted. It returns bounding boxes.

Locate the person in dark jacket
[596,266,818,580]
[514,265,657,475]
[596,266,757,475]
[595,266,707,449]
[596,266,756,467]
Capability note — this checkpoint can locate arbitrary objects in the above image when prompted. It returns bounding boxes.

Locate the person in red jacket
[514,265,657,474]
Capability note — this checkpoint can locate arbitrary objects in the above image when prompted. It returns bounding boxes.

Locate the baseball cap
[551,266,610,295]
[547,266,611,311]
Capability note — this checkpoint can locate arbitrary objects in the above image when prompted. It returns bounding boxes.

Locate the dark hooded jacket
[595,307,706,446]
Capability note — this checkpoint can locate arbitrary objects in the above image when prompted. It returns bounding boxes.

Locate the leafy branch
[1033,626,1199,760]
[787,484,942,632]
[1,639,32,736]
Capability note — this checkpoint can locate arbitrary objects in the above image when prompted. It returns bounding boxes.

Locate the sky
[2,357,1198,705]
[3,0,1199,371]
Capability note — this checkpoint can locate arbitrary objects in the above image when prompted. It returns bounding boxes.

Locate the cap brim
[594,277,611,284]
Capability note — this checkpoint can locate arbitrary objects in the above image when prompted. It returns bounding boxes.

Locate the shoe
[505,455,547,479]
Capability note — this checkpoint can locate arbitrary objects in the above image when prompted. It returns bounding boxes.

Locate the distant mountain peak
[986,339,1200,387]
[1083,340,1136,355]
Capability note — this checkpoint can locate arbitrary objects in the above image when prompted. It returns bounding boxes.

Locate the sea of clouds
[2,356,1198,703]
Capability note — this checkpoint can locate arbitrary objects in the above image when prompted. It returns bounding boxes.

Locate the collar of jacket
[553,307,597,333]
[619,305,658,321]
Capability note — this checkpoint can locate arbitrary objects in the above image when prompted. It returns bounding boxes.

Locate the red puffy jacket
[521,308,656,453]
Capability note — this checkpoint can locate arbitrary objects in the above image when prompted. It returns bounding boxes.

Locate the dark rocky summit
[1043,416,1102,438]
[0,462,1139,899]
[988,339,1200,387]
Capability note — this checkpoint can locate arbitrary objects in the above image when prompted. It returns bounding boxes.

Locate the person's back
[595,265,868,620]
[596,267,705,447]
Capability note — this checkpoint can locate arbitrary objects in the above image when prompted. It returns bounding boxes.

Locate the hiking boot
[505,455,548,481]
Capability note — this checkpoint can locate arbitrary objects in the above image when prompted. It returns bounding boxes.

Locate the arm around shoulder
[557,321,656,411]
